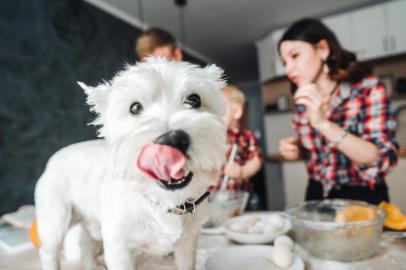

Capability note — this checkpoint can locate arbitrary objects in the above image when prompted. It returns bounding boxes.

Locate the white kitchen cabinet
[387,159,406,214]
[256,34,275,82]
[256,0,406,81]
[386,0,406,56]
[282,161,308,208]
[323,13,353,51]
[264,112,296,154]
[351,0,406,61]
[351,4,387,60]
[271,28,286,77]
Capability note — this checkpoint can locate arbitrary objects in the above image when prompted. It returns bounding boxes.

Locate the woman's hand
[223,162,242,179]
[279,137,300,160]
[294,84,329,129]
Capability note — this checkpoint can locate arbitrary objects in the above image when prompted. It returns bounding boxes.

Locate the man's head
[222,85,246,129]
[135,27,183,61]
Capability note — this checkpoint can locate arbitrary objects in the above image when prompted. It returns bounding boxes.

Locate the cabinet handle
[383,37,389,52]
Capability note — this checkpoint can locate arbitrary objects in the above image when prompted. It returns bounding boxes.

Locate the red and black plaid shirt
[293,77,399,190]
[220,127,263,191]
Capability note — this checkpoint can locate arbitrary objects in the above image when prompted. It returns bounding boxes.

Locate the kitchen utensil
[286,199,387,262]
[205,191,249,229]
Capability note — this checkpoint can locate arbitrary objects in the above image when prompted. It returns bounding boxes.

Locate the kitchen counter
[197,234,406,270]
[1,231,405,269]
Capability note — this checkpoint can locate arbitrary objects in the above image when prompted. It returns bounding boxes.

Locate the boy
[135,27,183,61]
[221,85,263,190]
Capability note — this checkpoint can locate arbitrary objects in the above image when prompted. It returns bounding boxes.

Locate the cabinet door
[256,35,275,82]
[271,28,286,77]
[282,161,308,207]
[351,5,387,60]
[386,0,406,55]
[323,13,353,51]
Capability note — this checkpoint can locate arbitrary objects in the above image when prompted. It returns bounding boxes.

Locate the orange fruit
[378,202,406,231]
[29,220,41,249]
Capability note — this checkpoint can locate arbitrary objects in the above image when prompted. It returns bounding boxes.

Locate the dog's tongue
[136,143,186,181]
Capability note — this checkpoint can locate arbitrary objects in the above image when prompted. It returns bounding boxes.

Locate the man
[135,27,183,61]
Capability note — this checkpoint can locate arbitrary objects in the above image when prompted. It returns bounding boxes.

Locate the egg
[274,235,294,250]
[271,245,294,268]
[262,223,279,234]
[247,215,261,226]
[229,222,248,233]
[268,215,284,231]
[253,220,268,231]
[247,224,263,234]
[267,246,275,261]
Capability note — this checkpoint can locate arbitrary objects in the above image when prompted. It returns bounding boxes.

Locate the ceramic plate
[205,245,304,270]
[201,225,225,235]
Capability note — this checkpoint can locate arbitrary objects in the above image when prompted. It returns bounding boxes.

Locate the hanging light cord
[175,0,187,44]
[138,0,144,25]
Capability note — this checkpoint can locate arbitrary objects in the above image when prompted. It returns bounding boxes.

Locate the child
[135,27,183,61]
[220,85,263,191]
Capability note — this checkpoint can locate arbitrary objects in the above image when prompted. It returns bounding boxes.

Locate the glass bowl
[286,199,386,262]
[205,190,249,228]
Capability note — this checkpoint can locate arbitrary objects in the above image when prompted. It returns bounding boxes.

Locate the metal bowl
[286,199,386,262]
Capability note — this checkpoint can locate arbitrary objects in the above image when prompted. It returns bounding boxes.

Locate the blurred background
[1,0,405,215]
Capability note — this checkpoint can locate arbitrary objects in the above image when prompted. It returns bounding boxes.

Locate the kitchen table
[0,231,405,269]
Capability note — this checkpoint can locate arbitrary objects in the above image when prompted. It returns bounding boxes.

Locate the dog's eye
[130,102,143,115]
[184,94,201,109]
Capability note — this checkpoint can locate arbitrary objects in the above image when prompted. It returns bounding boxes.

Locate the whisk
[212,143,238,203]
[219,143,238,190]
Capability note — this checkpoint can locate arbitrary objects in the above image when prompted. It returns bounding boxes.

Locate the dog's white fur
[34,58,227,270]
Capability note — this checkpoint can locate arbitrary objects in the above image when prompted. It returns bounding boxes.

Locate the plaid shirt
[293,77,399,192]
[219,127,263,191]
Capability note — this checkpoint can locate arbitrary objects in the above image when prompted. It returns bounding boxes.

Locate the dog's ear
[77,81,111,115]
[77,81,111,132]
[204,64,226,90]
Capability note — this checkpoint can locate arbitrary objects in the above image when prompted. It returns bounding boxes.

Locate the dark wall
[0,0,204,215]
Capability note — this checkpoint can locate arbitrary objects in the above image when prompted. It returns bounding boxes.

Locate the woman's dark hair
[278,18,371,84]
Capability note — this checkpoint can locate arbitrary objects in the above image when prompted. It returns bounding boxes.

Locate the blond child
[221,85,263,191]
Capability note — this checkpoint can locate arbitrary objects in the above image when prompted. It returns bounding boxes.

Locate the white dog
[34,57,227,270]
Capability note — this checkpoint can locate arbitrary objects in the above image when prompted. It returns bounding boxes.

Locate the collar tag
[167,191,210,215]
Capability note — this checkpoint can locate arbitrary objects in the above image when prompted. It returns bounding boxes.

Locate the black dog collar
[167,191,210,215]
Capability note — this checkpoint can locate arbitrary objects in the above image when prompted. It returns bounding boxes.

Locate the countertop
[1,230,405,270]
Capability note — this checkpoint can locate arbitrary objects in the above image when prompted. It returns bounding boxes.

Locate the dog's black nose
[154,130,190,154]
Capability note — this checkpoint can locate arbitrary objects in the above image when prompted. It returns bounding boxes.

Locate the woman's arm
[223,155,262,181]
[240,156,262,180]
[314,121,379,164]
[279,137,308,160]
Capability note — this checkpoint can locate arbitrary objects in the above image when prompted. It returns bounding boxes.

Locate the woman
[278,18,399,205]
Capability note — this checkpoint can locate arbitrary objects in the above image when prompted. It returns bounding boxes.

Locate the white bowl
[224,212,291,244]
